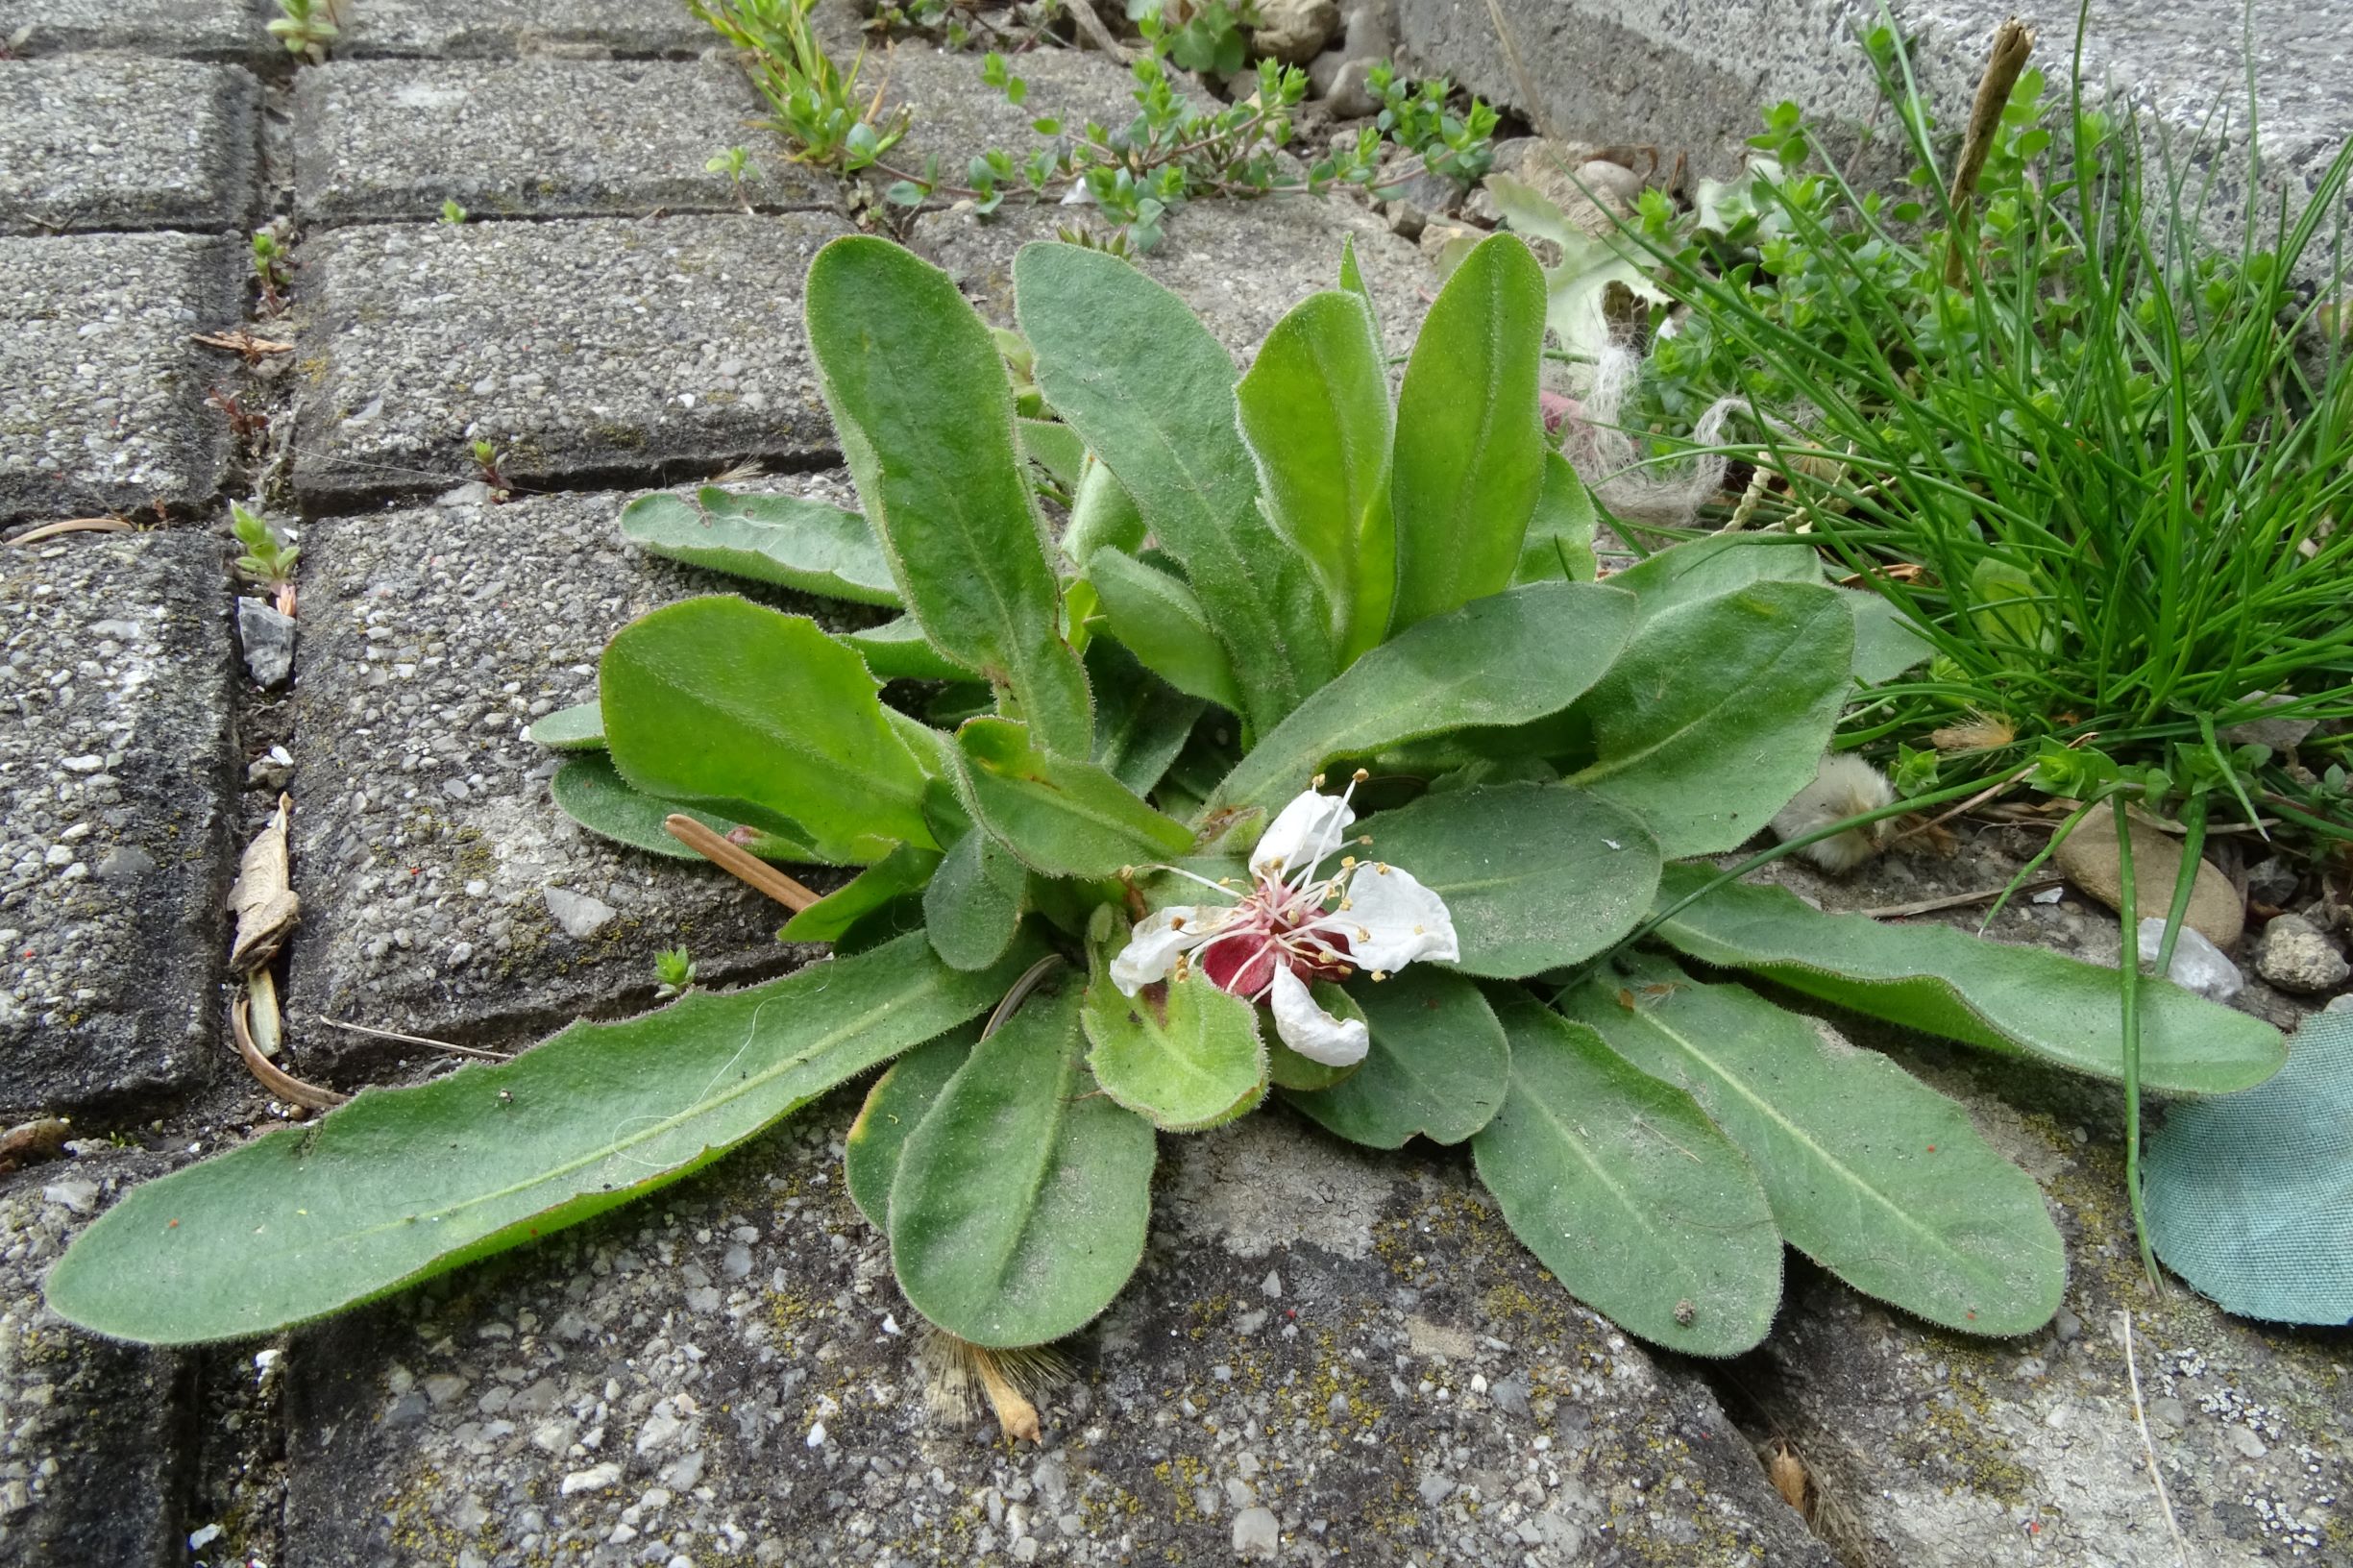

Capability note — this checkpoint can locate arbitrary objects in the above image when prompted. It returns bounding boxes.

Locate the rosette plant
[49,233,2284,1382]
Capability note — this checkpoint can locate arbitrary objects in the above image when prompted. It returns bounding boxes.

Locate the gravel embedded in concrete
[0,535,234,1116]
[915,195,1434,365]
[0,59,259,235]
[282,481,871,1059]
[11,0,264,61]
[291,212,850,507]
[331,0,715,60]
[0,1152,191,1566]
[277,1107,1834,1567]
[876,44,1164,185]
[293,58,835,225]
[0,233,239,525]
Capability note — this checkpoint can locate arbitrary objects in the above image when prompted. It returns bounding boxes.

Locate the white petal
[1268,965,1367,1066]
[1249,789,1357,882]
[1336,864,1459,971]
[1109,906,1221,995]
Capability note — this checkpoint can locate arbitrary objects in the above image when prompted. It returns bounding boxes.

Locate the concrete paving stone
[293,57,837,226]
[11,0,264,61]
[282,478,876,1061]
[291,212,850,508]
[874,41,1158,187]
[0,233,240,527]
[0,1152,195,1567]
[0,58,259,235]
[278,1105,1833,1566]
[915,192,1434,364]
[0,533,235,1119]
[331,0,714,60]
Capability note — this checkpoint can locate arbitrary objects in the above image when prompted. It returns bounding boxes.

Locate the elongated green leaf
[1512,452,1599,584]
[1337,233,1382,346]
[1649,866,2285,1094]
[806,236,1091,756]
[889,982,1157,1346]
[601,597,935,863]
[1560,956,2066,1336]
[844,617,970,682]
[527,701,604,751]
[551,752,824,865]
[1565,580,1852,857]
[1089,640,1205,798]
[1475,992,1780,1356]
[621,489,899,606]
[846,1027,977,1230]
[1281,968,1507,1147]
[1389,234,1549,629]
[1237,289,1396,664]
[779,843,943,943]
[1063,457,1148,570]
[1083,967,1267,1132]
[1212,581,1638,817]
[45,933,1042,1344]
[1086,548,1244,713]
[1605,531,1823,620]
[1017,418,1088,491]
[923,830,1027,971]
[1016,241,1334,732]
[958,717,1195,877]
[1360,783,1661,977]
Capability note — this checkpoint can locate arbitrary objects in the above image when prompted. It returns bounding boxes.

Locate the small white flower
[1110,774,1458,1066]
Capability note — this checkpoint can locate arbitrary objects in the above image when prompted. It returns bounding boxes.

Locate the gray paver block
[293,57,835,225]
[0,534,234,1118]
[283,480,874,1058]
[915,194,1434,363]
[0,1154,193,1567]
[291,212,850,508]
[12,0,263,61]
[334,0,713,60]
[0,59,259,235]
[0,233,239,527]
[279,1106,1833,1565]
[875,42,1157,184]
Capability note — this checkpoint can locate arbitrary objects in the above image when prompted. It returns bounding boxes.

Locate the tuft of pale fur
[919,1327,1069,1442]
[1928,711,2018,754]
[1771,754,1898,872]
[1557,346,1746,528]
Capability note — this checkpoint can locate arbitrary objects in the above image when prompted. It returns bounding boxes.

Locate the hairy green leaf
[806,236,1091,755]
[1561,957,2066,1336]
[526,701,605,751]
[620,488,900,606]
[1389,234,1549,629]
[1212,580,1638,817]
[1565,580,1853,857]
[1475,992,1780,1357]
[1237,289,1396,664]
[1017,417,1088,491]
[45,933,1042,1344]
[1016,241,1334,732]
[1281,968,1507,1147]
[888,982,1156,1347]
[1089,640,1206,798]
[779,843,944,943]
[1512,452,1599,584]
[923,830,1027,971]
[1605,531,1823,620]
[957,717,1196,877]
[551,752,823,865]
[1848,590,1932,684]
[1085,548,1245,713]
[601,597,937,863]
[1083,967,1267,1132]
[1649,866,2285,1094]
[1360,783,1662,977]
[1063,457,1148,570]
[844,617,970,682]
[846,1028,976,1230]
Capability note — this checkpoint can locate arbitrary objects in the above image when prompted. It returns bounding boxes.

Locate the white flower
[1109,774,1459,1066]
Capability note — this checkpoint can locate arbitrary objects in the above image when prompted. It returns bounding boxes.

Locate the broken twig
[2120,1310,2193,1568]
[1944,18,2035,287]
[316,1017,514,1061]
[1852,876,2063,919]
[7,517,134,546]
[662,815,821,912]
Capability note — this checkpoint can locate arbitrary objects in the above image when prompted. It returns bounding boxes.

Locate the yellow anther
[1351,768,1369,783]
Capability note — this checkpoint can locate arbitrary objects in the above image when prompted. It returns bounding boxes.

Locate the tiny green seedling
[469,439,511,500]
[440,199,468,226]
[231,503,300,616]
[249,230,291,313]
[653,946,698,999]
[267,0,344,63]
